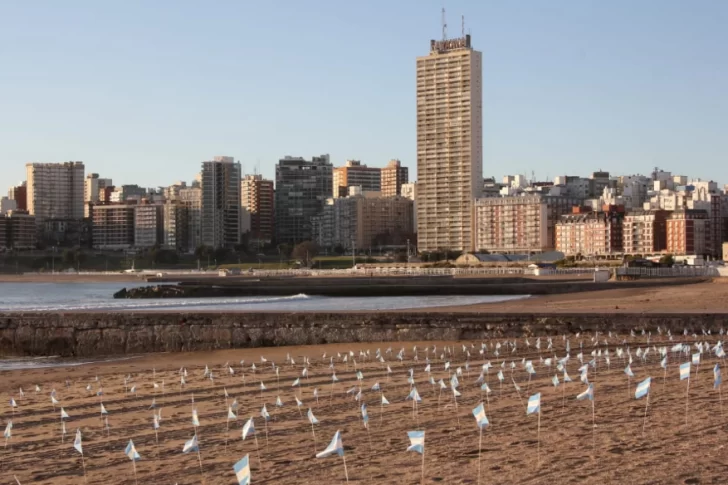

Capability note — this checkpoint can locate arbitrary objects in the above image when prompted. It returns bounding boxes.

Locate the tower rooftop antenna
[441,8,447,41]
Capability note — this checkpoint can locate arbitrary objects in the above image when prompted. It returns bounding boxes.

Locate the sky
[1,0,727,189]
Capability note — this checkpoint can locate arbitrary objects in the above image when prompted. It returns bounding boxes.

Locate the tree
[659,254,675,267]
[291,241,320,267]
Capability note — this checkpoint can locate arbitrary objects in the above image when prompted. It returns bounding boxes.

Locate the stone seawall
[1,312,727,358]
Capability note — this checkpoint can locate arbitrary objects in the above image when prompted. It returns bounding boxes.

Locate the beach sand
[1,335,725,484]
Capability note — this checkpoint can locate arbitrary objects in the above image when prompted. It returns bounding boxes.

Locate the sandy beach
[1,334,726,484]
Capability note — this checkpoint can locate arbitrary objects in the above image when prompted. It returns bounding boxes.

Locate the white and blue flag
[307,408,319,425]
[316,430,344,458]
[576,384,594,401]
[242,417,255,440]
[714,364,722,389]
[361,404,369,428]
[73,429,83,454]
[125,440,141,461]
[406,430,425,454]
[233,454,251,485]
[680,362,691,381]
[625,365,634,378]
[472,403,489,429]
[527,393,541,415]
[183,434,198,453]
[635,377,651,399]
[407,388,422,403]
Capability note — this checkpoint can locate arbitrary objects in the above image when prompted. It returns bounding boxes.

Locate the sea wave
[3,293,313,312]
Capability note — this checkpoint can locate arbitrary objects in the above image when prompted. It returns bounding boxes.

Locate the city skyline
[2,1,727,188]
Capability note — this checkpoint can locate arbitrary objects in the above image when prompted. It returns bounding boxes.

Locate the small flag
[625,365,634,378]
[4,421,11,439]
[551,375,559,387]
[192,409,200,427]
[276,396,283,407]
[101,403,108,415]
[406,430,425,454]
[635,377,651,399]
[527,393,541,415]
[680,362,691,381]
[472,403,489,429]
[153,414,160,430]
[497,370,504,382]
[125,440,141,461]
[233,454,251,485]
[261,404,270,421]
[576,384,594,401]
[295,396,303,408]
[714,364,722,389]
[183,434,198,453]
[73,429,83,454]
[660,356,667,369]
[381,395,390,405]
[10,398,17,408]
[242,417,255,440]
[692,353,701,366]
[228,406,237,420]
[563,371,572,382]
[407,388,422,402]
[371,382,380,391]
[60,408,69,419]
[307,408,319,425]
[292,378,300,387]
[316,430,344,458]
[361,404,369,428]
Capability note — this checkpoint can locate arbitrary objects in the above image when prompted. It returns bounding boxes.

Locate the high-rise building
[381,159,409,197]
[332,160,381,198]
[179,186,202,251]
[26,162,85,221]
[275,155,333,244]
[416,33,483,252]
[84,174,112,218]
[7,182,27,211]
[134,202,163,249]
[201,156,242,249]
[163,201,190,253]
[623,210,668,255]
[401,182,418,233]
[91,204,135,250]
[3,211,37,250]
[241,174,275,246]
[313,193,414,251]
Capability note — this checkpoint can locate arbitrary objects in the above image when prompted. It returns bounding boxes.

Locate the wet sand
[1,335,726,484]
[427,279,726,314]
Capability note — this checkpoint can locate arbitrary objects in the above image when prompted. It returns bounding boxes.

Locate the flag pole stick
[264,419,269,447]
[420,445,425,485]
[155,428,159,461]
[254,433,262,468]
[132,459,138,485]
[642,393,649,436]
[561,380,566,413]
[196,445,204,483]
[536,407,541,467]
[591,396,596,458]
[380,397,384,427]
[627,376,630,400]
[225,415,230,452]
[342,454,350,484]
[720,384,724,418]
[477,426,483,485]
[81,452,88,484]
[311,422,317,453]
[685,377,690,426]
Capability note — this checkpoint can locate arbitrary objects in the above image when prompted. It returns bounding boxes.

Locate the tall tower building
[381,159,409,197]
[416,33,482,252]
[241,174,275,246]
[275,154,332,244]
[26,162,85,221]
[332,160,381,198]
[200,156,242,249]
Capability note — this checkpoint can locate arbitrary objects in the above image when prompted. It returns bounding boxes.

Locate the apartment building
[555,210,624,256]
[622,210,668,255]
[91,204,135,249]
[7,183,27,211]
[666,209,709,256]
[332,160,380,198]
[201,156,242,249]
[84,174,112,217]
[314,193,414,250]
[0,211,37,250]
[241,174,275,246]
[380,159,409,197]
[179,186,202,252]
[163,201,189,253]
[134,203,163,249]
[474,195,582,253]
[26,162,85,221]
[416,34,483,252]
[275,155,332,244]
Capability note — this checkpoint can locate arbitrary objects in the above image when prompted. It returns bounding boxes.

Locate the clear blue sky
[1,0,726,188]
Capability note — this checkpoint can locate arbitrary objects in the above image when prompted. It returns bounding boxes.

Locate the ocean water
[0,282,529,312]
